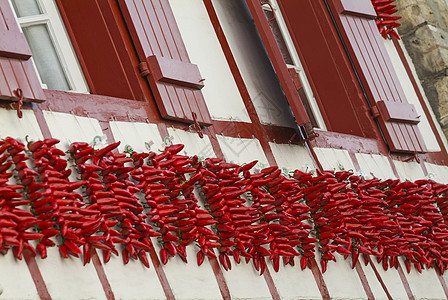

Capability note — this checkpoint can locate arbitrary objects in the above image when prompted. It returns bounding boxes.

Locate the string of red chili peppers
[371,0,401,39]
[1,137,448,275]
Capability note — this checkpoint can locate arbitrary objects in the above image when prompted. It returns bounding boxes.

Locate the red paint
[207,256,231,300]
[148,247,175,300]
[396,262,415,300]
[348,151,361,172]
[0,1,32,60]
[24,251,52,300]
[367,256,393,300]
[436,268,448,299]
[355,261,375,300]
[119,0,212,125]
[245,0,310,127]
[31,104,53,139]
[313,130,387,155]
[262,267,281,300]
[277,0,373,138]
[309,258,331,300]
[147,55,204,90]
[336,0,377,18]
[91,250,116,300]
[56,0,145,100]
[329,0,426,153]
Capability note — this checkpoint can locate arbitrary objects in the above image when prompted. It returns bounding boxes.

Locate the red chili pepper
[160,248,169,265]
[59,245,69,258]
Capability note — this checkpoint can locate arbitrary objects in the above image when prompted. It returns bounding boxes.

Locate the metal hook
[192,112,204,138]
[402,152,420,164]
[13,88,23,119]
[288,133,297,144]
[261,2,276,22]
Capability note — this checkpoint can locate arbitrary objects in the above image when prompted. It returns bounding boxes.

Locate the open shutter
[330,0,426,153]
[118,0,212,125]
[0,1,45,102]
[244,0,314,138]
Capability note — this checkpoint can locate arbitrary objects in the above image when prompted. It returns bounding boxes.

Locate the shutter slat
[336,0,377,19]
[0,1,45,102]
[152,0,181,61]
[159,0,188,61]
[0,0,32,60]
[332,0,426,152]
[120,0,212,125]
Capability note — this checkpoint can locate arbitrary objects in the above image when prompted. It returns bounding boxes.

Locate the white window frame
[262,0,326,130]
[9,0,88,93]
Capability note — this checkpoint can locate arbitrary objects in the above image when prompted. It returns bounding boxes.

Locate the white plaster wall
[0,254,39,300]
[268,142,316,174]
[212,0,296,128]
[154,245,222,300]
[401,266,446,300]
[367,260,409,300]
[0,109,43,141]
[43,111,104,151]
[170,0,251,123]
[358,261,391,300]
[100,254,165,300]
[313,148,356,172]
[383,38,443,152]
[393,160,426,181]
[167,127,215,159]
[217,135,269,167]
[109,121,162,153]
[219,260,272,300]
[319,254,367,299]
[425,163,448,184]
[36,247,106,300]
[267,258,320,300]
[355,153,396,180]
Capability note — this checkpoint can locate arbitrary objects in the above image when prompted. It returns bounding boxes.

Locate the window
[10,0,88,92]
[261,0,326,129]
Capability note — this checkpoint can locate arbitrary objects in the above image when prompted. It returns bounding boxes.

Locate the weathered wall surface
[396,0,448,139]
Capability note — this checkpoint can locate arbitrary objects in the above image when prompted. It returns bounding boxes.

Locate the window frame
[261,0,326,130]
[9,0,88,93]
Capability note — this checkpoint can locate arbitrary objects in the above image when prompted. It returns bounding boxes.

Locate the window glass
[10,0,88,92]
[263,9,293,65]
[23,24,70,91]
[11,0,41,18]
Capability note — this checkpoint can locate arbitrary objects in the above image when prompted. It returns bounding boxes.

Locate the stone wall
[396,0,448,138]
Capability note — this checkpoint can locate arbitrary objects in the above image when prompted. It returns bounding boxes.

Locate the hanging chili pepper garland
[371,0,401,39]
[1,137,448,275]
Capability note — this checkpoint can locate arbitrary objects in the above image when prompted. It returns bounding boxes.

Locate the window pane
[263,9,294,65]
[11,0,42,17]
[23,24,70,91]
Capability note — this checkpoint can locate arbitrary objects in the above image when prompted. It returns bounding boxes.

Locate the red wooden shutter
[0,1,45,102]
[330,0,426,153]
[244,0,314,137]
[118,0,212,125]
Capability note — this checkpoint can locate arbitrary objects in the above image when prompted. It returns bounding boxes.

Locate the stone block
[413,25,448,52]
[422,47,448,74]
[434,76,448,117]
[397,0,448,33]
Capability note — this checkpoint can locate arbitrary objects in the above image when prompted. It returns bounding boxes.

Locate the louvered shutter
[330,0,426,153]
[245,0,314,137]
[0,0,45,102]
[118,0,212,125]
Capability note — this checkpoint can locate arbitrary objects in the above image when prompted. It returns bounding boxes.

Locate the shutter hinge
[370,105,380,119]
[138,61,150,77]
